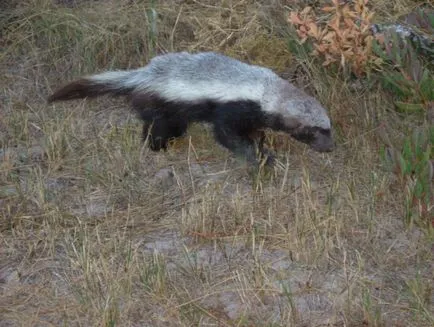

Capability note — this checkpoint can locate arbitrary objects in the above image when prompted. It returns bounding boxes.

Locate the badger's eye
[291,127,315,143]
[317,128,331,138]
[292,126,332,144]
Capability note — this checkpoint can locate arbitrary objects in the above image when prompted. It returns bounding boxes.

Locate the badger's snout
[311,128,335,152]
[291,126,335,152]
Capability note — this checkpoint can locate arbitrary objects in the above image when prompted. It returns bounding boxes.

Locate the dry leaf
[323,55,337,66]
[289,12,304,25]
[322,6,336,12]
[343,49,354,57]
[328,16,341,32]
[375,34,385,44]
[289,0,379,76]
[296,30,307,39]
[308,22,319,38]
[344,18,357,29]
[314,43,327,53]
[364,35,373,49]
[346,11,359,19]
[301,6,312,15]
[323,31,336,42]
[355,0,366,14]
[341,53,346,67]
[329,43,340,54]
[342,4,351,17]
[365,11,375,22]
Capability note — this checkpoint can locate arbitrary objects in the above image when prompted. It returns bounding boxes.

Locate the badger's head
[284,97,334,152]
[266,83,335,152]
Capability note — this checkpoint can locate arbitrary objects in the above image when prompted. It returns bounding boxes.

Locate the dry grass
[1,0,433,326]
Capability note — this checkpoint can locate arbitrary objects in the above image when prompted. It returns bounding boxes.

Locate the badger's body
[48,51,334,164]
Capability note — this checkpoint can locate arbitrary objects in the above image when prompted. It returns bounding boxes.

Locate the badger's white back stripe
[90,52,274,104]
[144,80,265,103]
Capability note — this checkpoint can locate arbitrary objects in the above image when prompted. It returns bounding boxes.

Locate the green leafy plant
[372,30,434,114]
[382,126,433,227]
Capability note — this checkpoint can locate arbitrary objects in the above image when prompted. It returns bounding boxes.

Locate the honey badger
[48,51,334,164]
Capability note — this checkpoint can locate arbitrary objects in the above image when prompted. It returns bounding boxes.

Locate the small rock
[0,267,20,284]
[0,185,18,198]
[189,163,205,177]
[27,145,45,161]
[154,168,174,190]
[0,144,46,164]
[0,148,15,162]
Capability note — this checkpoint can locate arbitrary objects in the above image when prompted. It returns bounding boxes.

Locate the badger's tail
[47,69,145,103]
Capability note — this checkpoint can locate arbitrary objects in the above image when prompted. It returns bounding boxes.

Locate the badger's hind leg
[141,113,188,151]
[142,118,168,151]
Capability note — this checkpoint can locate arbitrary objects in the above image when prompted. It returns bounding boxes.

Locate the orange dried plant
[288,0,379,76]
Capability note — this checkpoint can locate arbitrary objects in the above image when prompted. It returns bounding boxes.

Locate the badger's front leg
[213,124,256,162]
[248,130,276,166]
[213,101,275,165]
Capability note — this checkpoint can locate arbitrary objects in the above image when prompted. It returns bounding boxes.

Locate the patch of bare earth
[1,1,433,326]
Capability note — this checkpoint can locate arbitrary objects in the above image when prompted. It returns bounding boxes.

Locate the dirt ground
[1,1,433,326]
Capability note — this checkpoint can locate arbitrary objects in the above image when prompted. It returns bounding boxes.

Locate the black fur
[132,95,276,163]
